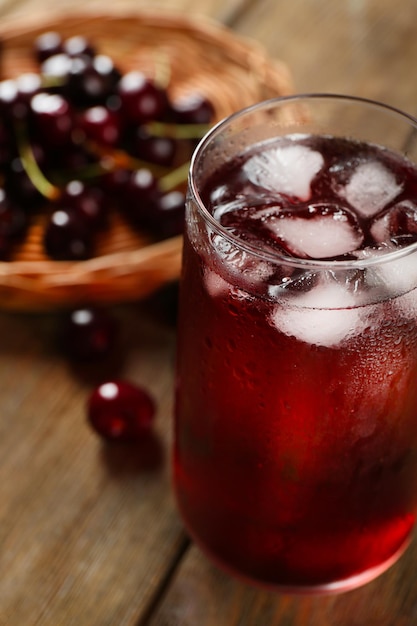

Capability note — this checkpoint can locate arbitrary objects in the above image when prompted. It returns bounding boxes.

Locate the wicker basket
[0,10,293,310]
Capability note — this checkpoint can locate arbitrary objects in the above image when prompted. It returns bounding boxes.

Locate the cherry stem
[85,140,170,177]
[52,161,109,185]
[53,147,189,190]
[145,120,210,139]
[15,122,61,201]
[15,122,190,197]
[159,160,190,191]
[40,75,67,90]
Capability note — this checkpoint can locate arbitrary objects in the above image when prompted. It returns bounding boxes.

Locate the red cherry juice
[174,134,417,591]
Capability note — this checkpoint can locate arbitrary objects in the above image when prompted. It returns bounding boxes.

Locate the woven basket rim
[0,8,265,47]
[0,9,293,92]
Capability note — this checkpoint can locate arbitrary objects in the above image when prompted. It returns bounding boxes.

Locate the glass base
[271,538,411,595]
[180,512,412,595]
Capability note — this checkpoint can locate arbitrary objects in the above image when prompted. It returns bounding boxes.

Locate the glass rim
[188,93,417,270]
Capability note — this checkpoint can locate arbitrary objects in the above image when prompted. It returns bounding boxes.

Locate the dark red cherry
[30,92,74,147]
[78,105,122,146]
[0,122,12,168]
[129,168,160,198]
[153,190,186,239]
[122,168,162,229]
[101,167,130,197]
[118,71,167,124]
[0,187,28,239]
[44,208,93,260]
[0,188,28,259]
[66,55,121,107]
[0,75,42,121]
[87,380,155,442]
[62,180,108,229]
[62,306,118,361]
[63,35,95,59]
[91,54,122,94]
[16,73,43,105]
[133,126,176,167]
[7,152,46,208]
[0,79,18,115]
[170,93,214,124]
[51,143,95,172]
[40,53,73,87]
[33,31,64,63]
[65,56,93,102]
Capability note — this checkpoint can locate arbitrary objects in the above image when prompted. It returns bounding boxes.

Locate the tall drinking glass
[174,95,417,593]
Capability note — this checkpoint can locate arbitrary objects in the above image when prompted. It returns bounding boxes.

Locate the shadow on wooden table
[149,528,417,625]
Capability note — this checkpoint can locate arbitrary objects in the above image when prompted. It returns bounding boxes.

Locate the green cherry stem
[145,120,211,139]
[52,150,190,191]
[85,141,170,177]
[15,122,61,201]
[159,160,190,191]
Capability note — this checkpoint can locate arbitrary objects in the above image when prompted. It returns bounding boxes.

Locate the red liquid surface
[174,135,417,591]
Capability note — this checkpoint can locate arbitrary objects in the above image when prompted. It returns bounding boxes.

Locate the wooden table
[0,0,416,624]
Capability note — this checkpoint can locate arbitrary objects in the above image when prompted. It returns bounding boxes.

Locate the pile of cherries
[0,31,215,260]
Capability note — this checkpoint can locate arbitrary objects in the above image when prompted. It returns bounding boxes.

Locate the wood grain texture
[234,0,417,115]
[0,0,415,624]
[0,0,246,21]
[148,534,417,626]
[0,304,183,625]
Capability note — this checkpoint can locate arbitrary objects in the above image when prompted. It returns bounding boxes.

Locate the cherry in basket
[0,29,215,262]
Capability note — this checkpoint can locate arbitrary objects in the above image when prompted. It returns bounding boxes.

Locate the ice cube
[356,243,417,307]
[387,200,417,243]
[210,233,275,294]
[266,205,364,259]
[243,143,324,201]
[267,270,319,300]
[369,211,390,244]
[204,268,230,297]
[213,198,258,223]
[339,161,403,217]
[374,248,417,299]
[393,287,417,320]
[270,277,366,347]
[209,184,229,206]
[369,201,417,248]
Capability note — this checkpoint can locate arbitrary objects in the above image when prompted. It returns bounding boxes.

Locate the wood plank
[148,522,417,625]
[0,0,248,21]
[233,0,417,115]
[0,303,184,625]
[0,0,415,623]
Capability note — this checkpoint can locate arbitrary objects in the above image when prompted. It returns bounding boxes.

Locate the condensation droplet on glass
[244,361,257,374]
[232,366,244,380]
[228,302,240,316]
[227,338,236,351]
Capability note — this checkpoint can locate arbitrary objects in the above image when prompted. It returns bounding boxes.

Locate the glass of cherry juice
[173,94,417,593]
